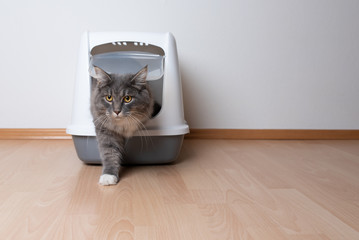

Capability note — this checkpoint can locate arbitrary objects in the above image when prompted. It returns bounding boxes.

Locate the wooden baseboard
[186,129,359,140]
[0,129,71,140]
[0,128,358,140]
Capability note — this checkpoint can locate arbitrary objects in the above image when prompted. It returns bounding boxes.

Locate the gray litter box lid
[90,51,164,81]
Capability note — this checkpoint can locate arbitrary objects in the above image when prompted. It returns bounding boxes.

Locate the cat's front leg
[96,130,125,186]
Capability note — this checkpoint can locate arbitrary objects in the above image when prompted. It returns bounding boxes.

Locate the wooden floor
[0,139,358,239]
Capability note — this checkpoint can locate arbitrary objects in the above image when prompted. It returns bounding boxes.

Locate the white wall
[0,0,358,129]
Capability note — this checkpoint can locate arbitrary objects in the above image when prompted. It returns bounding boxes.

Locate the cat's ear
[131,65,148,87]
[89,66,111,87]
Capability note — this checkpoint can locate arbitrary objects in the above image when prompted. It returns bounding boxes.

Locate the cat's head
[90,65,154,135]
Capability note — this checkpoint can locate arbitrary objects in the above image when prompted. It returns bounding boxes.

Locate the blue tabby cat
[90,65,154,185]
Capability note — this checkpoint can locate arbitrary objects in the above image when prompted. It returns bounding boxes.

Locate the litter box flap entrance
[90,42,165,81]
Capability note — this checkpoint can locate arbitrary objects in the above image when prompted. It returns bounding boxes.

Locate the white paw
[99,174,118,186]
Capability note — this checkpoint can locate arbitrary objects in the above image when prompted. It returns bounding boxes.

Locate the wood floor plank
[269,189,359,239]
[320,140,359,157]
[0,139,358,239]
[9,177,79,239]
[195,204,244,239]
[132,167,167,227]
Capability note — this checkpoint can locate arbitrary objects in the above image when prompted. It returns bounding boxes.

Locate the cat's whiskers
[93,115,104,124]
[94,115,110,130]
[93,116,104,127]
[124,115,144,151]
[102,117,110,130]
[128,113,153,148]
[132,113,152,136]
[125,114,142,148]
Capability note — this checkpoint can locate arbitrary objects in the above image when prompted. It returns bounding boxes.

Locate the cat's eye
[105,95,113,102]
[123,95,132,103]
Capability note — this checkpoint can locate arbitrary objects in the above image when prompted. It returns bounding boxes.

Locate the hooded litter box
[67,32,189,165]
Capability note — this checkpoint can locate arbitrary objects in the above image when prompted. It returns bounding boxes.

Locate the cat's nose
[114,111,120,115]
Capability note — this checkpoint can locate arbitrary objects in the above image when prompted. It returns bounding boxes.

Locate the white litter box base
[72,135,184,165]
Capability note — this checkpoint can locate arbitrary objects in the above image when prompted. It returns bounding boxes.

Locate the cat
[90,65,154,185]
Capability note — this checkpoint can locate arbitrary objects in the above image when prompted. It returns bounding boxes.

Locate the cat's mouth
[112,115,123,121]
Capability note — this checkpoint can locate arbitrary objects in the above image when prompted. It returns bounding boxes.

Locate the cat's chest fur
[109,120,139,138]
